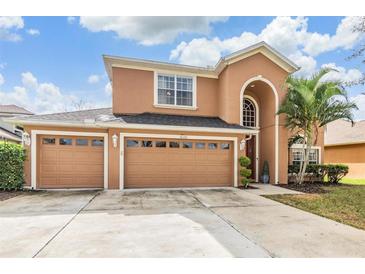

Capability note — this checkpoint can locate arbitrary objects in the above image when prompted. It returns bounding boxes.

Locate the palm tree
[278,68,358,184]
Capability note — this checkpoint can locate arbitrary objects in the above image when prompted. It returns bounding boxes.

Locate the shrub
[239,156,252,188]
[0,143,26,190]
[326,164,348,184]
[287,163,348,184]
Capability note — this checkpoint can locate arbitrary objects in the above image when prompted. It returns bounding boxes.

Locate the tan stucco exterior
[324,143,365,179]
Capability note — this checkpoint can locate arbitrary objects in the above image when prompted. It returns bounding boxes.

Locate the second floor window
[157,74,194,107]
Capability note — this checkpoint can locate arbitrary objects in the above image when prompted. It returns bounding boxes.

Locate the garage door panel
[38,135,104,189]
[125,137,233,188]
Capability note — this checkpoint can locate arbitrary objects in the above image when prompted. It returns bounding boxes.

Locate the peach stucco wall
[112,67,219,116]
[325,143,365,178]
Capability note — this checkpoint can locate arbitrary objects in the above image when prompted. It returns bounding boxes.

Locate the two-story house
[9,41,324,190]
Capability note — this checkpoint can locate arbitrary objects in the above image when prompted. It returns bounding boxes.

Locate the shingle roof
[116,112,245,129]
[19,107,116,122]
[325,119,365,146]
[15,107,247,130]
[0,104,33,115]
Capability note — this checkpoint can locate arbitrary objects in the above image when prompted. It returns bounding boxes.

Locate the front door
[246,136,256,181]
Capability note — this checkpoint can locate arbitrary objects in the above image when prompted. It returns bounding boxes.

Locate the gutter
[6,118,257,135]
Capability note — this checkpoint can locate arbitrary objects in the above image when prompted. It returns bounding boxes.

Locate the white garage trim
[30,130,108,189]
[119,132,238,190]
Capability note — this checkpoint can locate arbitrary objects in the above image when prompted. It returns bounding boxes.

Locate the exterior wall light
[22,132,31,146]
[112,134,118,148]
[240,139,246,151]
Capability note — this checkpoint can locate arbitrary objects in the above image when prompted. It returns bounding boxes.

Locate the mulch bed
[0,191,22,201]
[279,182,344,194]
[237,185,259,190]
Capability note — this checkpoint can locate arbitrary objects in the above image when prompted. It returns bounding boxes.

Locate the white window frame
[290,144,321,165]
[154,71,197,110]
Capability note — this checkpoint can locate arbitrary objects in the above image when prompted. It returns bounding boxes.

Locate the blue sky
[0,16,364,119]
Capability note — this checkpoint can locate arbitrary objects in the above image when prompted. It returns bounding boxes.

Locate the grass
[340,178,365,185]
[265,185,365,230]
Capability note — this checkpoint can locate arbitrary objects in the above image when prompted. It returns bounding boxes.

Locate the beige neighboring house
[7,41,324,190]
[324,119,365,179]
[0,105,33,143]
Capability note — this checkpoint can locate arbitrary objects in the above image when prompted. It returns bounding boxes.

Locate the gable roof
[7,107,256,134]
[325,119,365,146]
[0,104,33,115]
[103,41,299,80]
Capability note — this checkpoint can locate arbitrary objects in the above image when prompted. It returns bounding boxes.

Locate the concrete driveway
[1,188,365,257]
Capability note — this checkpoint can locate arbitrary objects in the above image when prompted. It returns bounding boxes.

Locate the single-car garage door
[38,135,104,189]
[124,137,233,188]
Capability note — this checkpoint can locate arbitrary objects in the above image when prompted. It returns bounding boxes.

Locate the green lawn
[340,178,365,185]
[266,185,365,230]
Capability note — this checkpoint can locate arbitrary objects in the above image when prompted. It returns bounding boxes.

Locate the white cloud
[321,63,363,83]
[0,62,6,69]
[170,16,365,77]
[0,16,24,41]
[0,73,4,86]
[67,16,76,24]
[26,28,40,36]
[0,72,82,114]
[79,16,228,46]
[104,82,112,96]
[87,74,101,84]
[21,72,38,90]
[303,17,362,56]
[350,94,365,121]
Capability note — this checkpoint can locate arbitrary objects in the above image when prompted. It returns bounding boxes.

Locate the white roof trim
[103,41,299,81]
[8,118,254,135]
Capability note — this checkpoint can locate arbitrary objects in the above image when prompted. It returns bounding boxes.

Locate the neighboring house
[0,105,33,143]
[324,119,365,179]
[8,41,324,190]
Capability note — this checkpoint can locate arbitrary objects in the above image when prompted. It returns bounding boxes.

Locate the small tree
[239,156,252,188]
[278,68,358,184]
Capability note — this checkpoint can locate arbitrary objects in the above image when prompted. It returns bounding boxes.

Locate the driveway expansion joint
[184,190,274,258]
[32,191,101,258]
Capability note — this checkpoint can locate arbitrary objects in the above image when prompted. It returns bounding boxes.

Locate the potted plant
[261,160,270,184]
[239,156,252,188]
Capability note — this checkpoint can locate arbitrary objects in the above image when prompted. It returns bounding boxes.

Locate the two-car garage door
[38,135,104,189]
[124,137,233,188]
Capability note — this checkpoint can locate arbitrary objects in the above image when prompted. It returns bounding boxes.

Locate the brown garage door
[124,137,233,188]
[38,135,104,189]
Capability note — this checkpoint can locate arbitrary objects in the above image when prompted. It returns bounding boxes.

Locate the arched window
[242,98,256,127]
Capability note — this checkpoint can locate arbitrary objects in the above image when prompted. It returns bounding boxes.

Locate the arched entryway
[240,76,279,184]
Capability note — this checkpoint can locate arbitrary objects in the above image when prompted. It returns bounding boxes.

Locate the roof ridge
[30,107,112,117]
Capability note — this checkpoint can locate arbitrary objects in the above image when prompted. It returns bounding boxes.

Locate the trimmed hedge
[0,142,26,190]
[288,163,348,184]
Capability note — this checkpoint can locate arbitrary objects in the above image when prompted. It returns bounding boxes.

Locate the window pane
[169,141,180,148]
[221,143,230,150]
[158,74,175,105]
[59,138,72,145]
[195,142,205,149]
[42,138,55,145]
[127,140,139,147]
[182,142,192,148]
[208,143,218,149]
[76,139,88,146]
[176,76,193,106]
[92,139,104,146]
[142,140,153,147]
[156,141,166,148]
